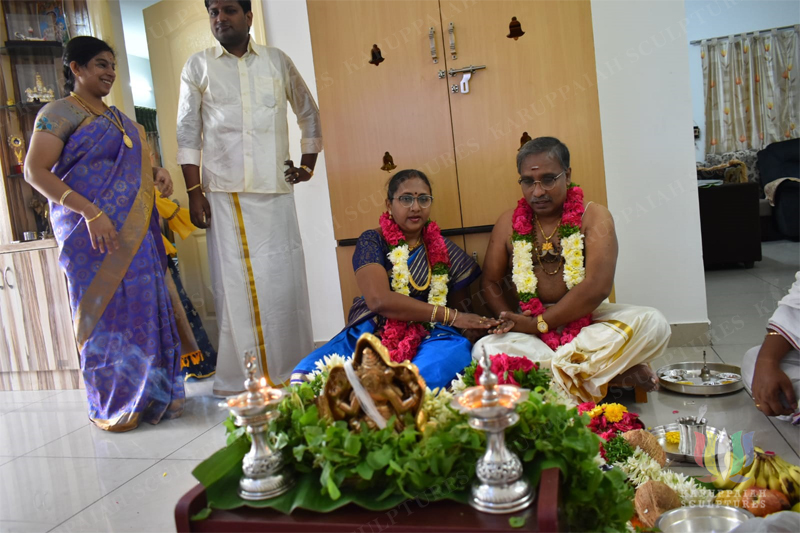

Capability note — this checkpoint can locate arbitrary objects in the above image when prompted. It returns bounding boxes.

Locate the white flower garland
[421,387,455,425]
[387,245,449,311]
[511,231,585,293]
[615,448,715,506]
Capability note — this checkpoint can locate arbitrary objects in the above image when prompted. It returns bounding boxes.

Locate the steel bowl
[650,423,731,464]
[657,362,744,396]
[655,505,753,532]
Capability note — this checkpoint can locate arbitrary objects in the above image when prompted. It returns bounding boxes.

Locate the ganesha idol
[318,333,427,432]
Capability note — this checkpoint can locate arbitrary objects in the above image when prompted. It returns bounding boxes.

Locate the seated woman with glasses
[291,169,498,389]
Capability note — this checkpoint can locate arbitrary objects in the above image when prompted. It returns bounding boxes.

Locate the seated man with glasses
[472,137,671,405]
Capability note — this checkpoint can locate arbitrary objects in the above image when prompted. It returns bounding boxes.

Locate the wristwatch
[300,165,314,177]
[537,314,549,334]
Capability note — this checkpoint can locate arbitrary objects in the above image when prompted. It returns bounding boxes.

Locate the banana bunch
[731,447,800,504]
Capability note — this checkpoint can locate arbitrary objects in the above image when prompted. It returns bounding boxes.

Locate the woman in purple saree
[25,37,184,431]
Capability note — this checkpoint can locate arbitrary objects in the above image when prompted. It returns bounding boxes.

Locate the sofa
[698,181,762,268]
[756,139,800,241]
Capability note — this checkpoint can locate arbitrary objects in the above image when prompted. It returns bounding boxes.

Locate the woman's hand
[85,209,119,254]
[752,358,797,417]
[490,310,535,335]
[453,312,499,330]
[154,167,173,197]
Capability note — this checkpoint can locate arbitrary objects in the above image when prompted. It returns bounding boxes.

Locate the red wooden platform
[175,467,562,532]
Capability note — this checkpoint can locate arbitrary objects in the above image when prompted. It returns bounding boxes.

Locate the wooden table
[175,468,562,532]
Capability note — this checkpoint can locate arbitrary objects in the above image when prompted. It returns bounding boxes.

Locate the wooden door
[307,0,462,240]
[143,1,267,349]
[0,253,14,374]
[443,0,607,227]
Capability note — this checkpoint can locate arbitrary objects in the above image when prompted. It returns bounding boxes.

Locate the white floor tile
[711,343,754,368]
[27,395,228,460]
[768,418,800,459]
[0,520,54,533]
[0,456,16,467]
[706,289,785,318]
[50,459,199,533]
[166,421,227,460]
[0,402,28,416]
[704,270,777,295]
[0,457,155,527]
[0,391,60,405]
[0,408,89,457]
[709,313,775,345]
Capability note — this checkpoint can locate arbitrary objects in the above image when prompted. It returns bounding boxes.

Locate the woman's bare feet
[610,364,659,391]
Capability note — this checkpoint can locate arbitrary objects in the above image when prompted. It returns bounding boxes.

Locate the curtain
[702,25,799,154]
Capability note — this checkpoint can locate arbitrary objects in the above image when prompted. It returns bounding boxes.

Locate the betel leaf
[192,435,249,488]
[356,462,374,480]
[509,516,526,528]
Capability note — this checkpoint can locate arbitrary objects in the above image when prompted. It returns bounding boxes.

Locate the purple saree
[36,100,184,431]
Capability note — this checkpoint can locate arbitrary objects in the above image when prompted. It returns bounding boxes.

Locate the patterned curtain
[134,106,163,167]
[702,25,799,154]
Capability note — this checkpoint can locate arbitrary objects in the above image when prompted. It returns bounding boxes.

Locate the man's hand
[154,167,174,197]
[753,358,797,417]
[284,159,312,184]
[189,191,211,229]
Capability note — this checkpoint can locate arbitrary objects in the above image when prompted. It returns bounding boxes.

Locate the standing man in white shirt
[177,0,322,396]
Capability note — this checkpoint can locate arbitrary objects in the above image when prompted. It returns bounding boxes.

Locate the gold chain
[535,214,559,242]
[536,250,563,275]
[408,243,432,292]
[70,92,133,148]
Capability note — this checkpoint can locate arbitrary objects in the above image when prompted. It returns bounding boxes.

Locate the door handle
[4,267,14,290]
[448,22,457,59]
[429,27,438,64]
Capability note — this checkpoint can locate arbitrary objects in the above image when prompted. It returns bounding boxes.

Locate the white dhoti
[742,346,800,423]
[206,191,313,394]
[472,303,671,403]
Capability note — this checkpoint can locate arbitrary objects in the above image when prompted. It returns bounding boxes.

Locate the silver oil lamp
[451,349,534,514]
[226,351,294,500]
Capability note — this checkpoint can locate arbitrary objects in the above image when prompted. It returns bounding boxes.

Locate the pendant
[541,242,554,251]
[123,134,133,148]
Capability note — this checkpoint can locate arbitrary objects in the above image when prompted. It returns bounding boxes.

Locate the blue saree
[36,99,184,431]
[292,229,481,389]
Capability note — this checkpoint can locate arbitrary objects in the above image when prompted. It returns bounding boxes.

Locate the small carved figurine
[519,131,532,150]
[319,333,426,432]
[507,17,525,40]
[368,44,385,66]
[381,151,397,172]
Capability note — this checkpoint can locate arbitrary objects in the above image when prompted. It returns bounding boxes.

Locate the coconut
[634,480,681,528]
[622,429,667,467]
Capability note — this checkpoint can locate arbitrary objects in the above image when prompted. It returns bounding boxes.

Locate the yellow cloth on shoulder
[156,195,197,256]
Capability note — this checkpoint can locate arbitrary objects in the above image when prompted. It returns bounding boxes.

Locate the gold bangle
[766,331,782,336]
[450,309,458,326]
[59,189,74,206]
[300,165,314,177]
[186,183,201,192]
[444,307,450,326]
[84,210,103,223]
[431,305,438,323]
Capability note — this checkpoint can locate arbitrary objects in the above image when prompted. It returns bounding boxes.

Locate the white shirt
[176,40,322,194]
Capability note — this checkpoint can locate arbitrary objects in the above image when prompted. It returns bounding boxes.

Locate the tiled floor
[0,241,798,532]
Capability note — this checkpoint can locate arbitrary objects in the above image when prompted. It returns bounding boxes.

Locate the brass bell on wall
[519,132,532,150]
[507,17,524,40]
[369,44,385,66]
[381,151,397,172]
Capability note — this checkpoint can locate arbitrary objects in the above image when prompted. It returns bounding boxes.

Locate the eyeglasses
[391,195,434,208]
[518,171,565,191]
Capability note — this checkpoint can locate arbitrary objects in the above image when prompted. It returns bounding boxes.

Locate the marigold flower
[604,403,628,423]
[767,102,774,110]
[755,74,760,83]
[711,138,717,146]
[765,43,771,52]
[739,135,746,143]
[782,69,790,79]
[724,107,730,115]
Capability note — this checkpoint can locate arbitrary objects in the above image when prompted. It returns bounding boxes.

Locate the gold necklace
[70,92,133,149]
[534,214,559,253]
[536,250,563,275]
[407,243,432,292]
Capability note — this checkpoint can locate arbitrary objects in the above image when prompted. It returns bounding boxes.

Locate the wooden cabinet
[308,0,606,315]
[0,1,88,390]
[0,244,80,390]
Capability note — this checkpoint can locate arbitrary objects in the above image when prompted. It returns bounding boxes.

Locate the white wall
[260,0,710,340]
[591,0,708,325]
[127,55,156,108]
[685,0,800,161]
[261,0,345,342]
